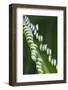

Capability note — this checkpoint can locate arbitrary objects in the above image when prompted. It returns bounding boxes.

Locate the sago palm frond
[23,15,57,74]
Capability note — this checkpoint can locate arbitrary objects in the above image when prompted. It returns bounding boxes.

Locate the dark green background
[23,15,57,74]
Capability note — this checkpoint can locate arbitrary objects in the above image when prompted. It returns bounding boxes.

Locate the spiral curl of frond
[23,15,57,74]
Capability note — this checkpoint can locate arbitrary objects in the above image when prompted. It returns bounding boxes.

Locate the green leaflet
[23,15,57,74]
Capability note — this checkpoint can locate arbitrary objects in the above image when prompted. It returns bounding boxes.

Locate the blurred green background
[23,15,57,74]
